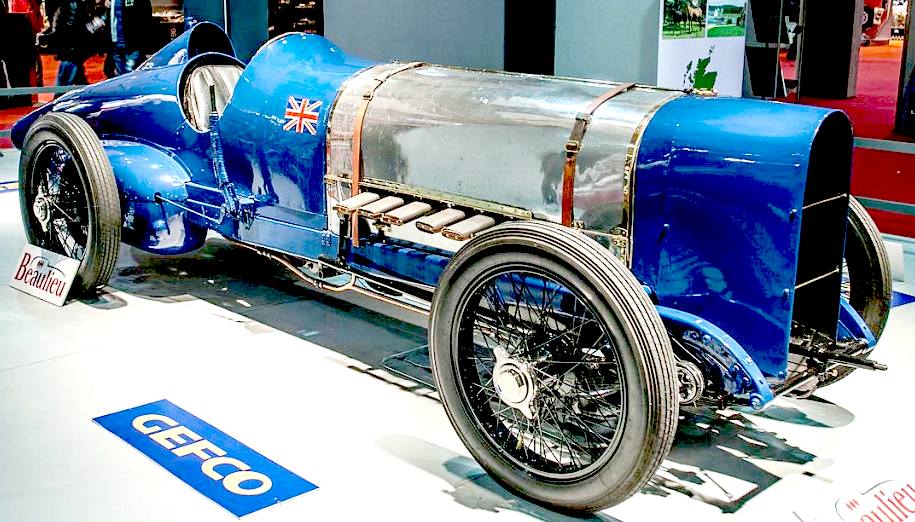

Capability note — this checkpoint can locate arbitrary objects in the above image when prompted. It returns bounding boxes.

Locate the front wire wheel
[19,113,121,295]
[24,143,90,261]
[431,221,678,513]
[455,265,627,479]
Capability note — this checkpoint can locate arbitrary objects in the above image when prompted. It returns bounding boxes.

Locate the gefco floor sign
[94,400,317,517]
[8,244,79,306]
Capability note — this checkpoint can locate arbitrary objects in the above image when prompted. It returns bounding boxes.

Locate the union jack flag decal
[283,96,322,135]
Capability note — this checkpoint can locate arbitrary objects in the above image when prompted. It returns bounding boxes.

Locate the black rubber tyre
[19,113,121,296]
[819,196,892,387]
[844,196,893,338]
[429,221,678,513]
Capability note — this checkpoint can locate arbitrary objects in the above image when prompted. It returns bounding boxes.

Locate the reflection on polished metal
[358,196,405,219]
[381,201,432,226]
[333,192,380,215]
[328,63,682,259]
[32,191,52,232]
[349,61,424,246]
[676,360,706,404]
[442,215,496,241]
[416,208,465,233]
[561,82,636,226]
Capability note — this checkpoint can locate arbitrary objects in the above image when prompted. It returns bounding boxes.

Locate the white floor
[2,152,915,522]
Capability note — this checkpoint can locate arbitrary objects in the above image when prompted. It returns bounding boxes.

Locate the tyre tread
[19,113,121,294]
[431,220,678,512]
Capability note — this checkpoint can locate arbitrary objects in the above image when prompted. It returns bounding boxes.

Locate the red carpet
[790,41,911,143]
[783,42,915,237]
[851,146,915,237]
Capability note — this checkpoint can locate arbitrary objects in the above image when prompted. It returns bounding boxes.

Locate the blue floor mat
[892,291,915,308]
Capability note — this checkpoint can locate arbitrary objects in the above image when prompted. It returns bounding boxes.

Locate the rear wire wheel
[19,113,121,296]
[430,221,678,513]
[819,196,892,387]
[843,197,892,339]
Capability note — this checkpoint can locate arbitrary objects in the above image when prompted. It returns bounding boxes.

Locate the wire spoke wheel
[24,144,91,261]
[789,197,892,392]
[19,113,121,295]
[456,268,626,479]
[818,196,892,387]
[430,221,678,513]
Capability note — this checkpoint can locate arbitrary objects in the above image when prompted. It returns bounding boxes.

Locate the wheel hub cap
[32,193,52,232]
[493,347,537,419]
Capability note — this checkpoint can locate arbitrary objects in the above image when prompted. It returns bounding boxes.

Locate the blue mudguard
[837,298,878,348]
[658,306,774,410]
[104,140,208,255]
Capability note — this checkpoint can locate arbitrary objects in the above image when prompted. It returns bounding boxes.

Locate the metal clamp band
[560,82,636,226]
[350,61,424,246]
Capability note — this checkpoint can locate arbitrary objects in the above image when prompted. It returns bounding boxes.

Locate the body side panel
[219,33,374,233]
[633,96,848,379]
[104,140,208,255]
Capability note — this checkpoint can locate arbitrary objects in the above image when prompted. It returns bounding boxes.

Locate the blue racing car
[11,22,892,513]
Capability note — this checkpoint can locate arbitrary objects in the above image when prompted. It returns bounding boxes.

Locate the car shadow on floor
[644,409,819,513]
[376,434,623,522]
[105,237,430,370]
[104,237,853,517]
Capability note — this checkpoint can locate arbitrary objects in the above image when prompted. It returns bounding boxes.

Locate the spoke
[472,381,499,400]
[520,318,599,358]
[537,359,617,365]
[543,405,587,468]
[49,199,79,223]
[539,385,614,445]
[519,277,549,327]
[52,220,75,258]
[532,366,621,413]
[480,284,527,353]
[532,411,563,465]
[456,267,625,476]
[491,404,517,417]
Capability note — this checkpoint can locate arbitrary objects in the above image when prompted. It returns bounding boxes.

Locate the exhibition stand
[2,3,915,521]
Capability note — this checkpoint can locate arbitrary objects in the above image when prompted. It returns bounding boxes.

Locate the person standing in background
[7,0,43,88]
[38,0,92,86]
[109,0,152,76]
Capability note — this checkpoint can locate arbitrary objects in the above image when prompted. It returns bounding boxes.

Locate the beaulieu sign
[9,244,79,306]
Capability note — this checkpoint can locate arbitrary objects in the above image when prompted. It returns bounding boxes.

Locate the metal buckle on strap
[349,62,424,247]
[560,82,636,227]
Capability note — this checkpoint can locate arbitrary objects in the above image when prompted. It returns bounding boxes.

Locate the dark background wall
[183,0,225,29]
[323,0,505,69]
[183,0,267,61]
[228,0,268,61]
[554,0,660,84]
[185,0,657,83]
[504,0,555,75]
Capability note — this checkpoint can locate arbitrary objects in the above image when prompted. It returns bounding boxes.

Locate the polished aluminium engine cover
[326,63,681,259]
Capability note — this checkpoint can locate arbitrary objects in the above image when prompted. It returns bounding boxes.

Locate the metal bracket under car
[658,306,774,411]
[779,299,887,396]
